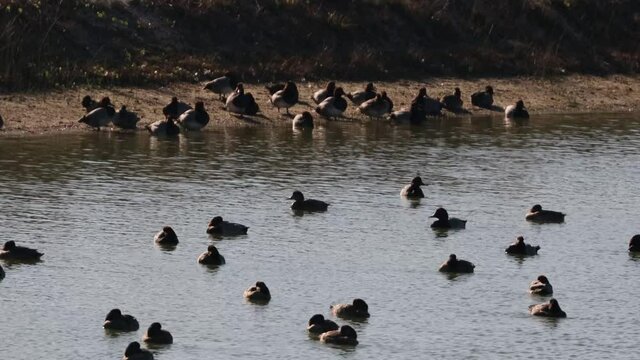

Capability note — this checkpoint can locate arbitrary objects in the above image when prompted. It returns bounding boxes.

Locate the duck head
[256,281,270,294]
[430,207,449,220]
[530,204,543,212]
[411,176,425,186]
[326,81,336,92]
[100,97,112,107]
[105,308,122,321]
[209,216,223,226]
[3,241,16,250]
[454,87,461,98]
[195,101,205,111]
[124,342,142,356]
[630,235,640,247]
[352,298,368,312]
[207,245,220,255]
[516,236,525,245]
[516,100,525,110]
[537,275,549,284]
[301,111,313,122]
[340,325,357,339]
[365,82,375,92]
[236,83,245,94]
[549,298,561,311]
[289,190,305,201]
[120,105,127,112]
[81,95,94,108]
[308,314,325,326]
[447,254,458,263]
[148,322,162,335]
[485,85,494,95]
[334,87,345,97]
[418,87,427,97]
[162,226,176,236]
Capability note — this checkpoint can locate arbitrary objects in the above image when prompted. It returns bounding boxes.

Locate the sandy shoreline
[0,74,638,136]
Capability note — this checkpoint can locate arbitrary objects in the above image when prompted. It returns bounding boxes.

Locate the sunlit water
[1,113,639,359]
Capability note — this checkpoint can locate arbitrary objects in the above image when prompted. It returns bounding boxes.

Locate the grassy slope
[0,0,638,90]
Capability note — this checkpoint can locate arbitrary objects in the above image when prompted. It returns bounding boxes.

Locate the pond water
[1,113,639,359]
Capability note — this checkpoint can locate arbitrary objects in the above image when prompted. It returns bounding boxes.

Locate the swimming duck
[270,81,299,114]
[289,190,329,212]
[529,275,553,295]
[629,235,640,252]
[154,226,179,245]
[145,118,180,136]
[103,309,140,331]
[319,325,358,346]
[307,314,339,335]
[400,176,426,198]
[206,216,249,236]
[330,298,370,320]
[112,105,140,130]
[142,322,173,344]
[292,111,314,129]
[315,87,347,120]
[471,86,494,109]
[312,81,336,104]
[430,208,467,229]
[358,92,393,119]
[505,100,530,119]
[441,87,463,112]
[438,254,475,273]
[525,204,565,223]
[0,241,43,261]
[505,236,540,255]
[78,98,115,130]
[0,264,5,279]
[162,97,191,120]
[123,341,154,360]
[226,83,260,116]
[203,73,238,100]
[347,83,376,105]
[197,245,226,266]
[244,281,271,303]
[81,95,100,113]
[176,101,209,131]
[529,298,566,318]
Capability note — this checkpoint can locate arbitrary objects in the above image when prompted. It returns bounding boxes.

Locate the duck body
[359,92,392,119]
[198,245,226,266]
[154,226,179,245]
[0,241,43,261]
[113,106,140,130]
[79,106,115,130]
[438,254,474,273]
[319,325,358,346]
[226,84,260,116]
[400,176,426,198]
[315,88,347,120]
[471,86,494,108]
[307,314,339,335]
[104,309,140,331]
[289,191,329,212]
[347,83,376,105]
[629,235,640,252]
[244,281,271,303]
[529,275,553,296]
[331,298,370,320]
[204,74,237,99]
[123,342,154,360]
[177,102,209,131]
[505,100,530,119]
[525,204,565,223]
[143,322,173,344]
[529,298,566,318]
[270,81,299,114]
[292,111,314,129]
[145,118,180,136]
[441,88,463,112]
[312,81,336,104]
[505,236,540,255]
[206,216,249,236]
[162,97,191,120]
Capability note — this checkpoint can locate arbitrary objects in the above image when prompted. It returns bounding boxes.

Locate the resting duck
[177,101,209,131]
[330,298,370,320]
[244,281,271,303]
[0,241,43,261]
[162,97,191,120]
[203,73,238,100]
[320,325,358,346]
[358,92,393,119]
[525,204,565,223]
[307,314,339,335]
[197,245,226,266]
[270,81,299,114]
[629,235,640,252]
[529,275,553,295]
[79,97,115,130]
[529,298,566,318]
[315,87,347,120]
[226,83,260,116]
[113,105,140,130]
[292,111,314,129]
[441,87,463,112]
[103,309,140,331]
[154,226,179,245]
[505,100,530,119]
[400,176,426,198]
[142,322,173,344]
[123,341,154,360]
[471,85,494,109]
[145,118,180,136]
[81,95,100,112]
[430,208,467,229]
[438,254,475,273]
[347,82,376,105]
[312,81,336,104]
[206,216,249,236]
[505,236,540,255]
[289,190,329,212]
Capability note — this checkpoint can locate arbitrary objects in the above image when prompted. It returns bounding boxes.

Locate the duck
[103,309,140,331]
[0,241,43,261]
[0,264,5,279]
[319,325,358,346]
[312,81,336,104]
[358,92,393,119]
[505,236,540,255]
[226,83,260,116]
[123,341,154,360]
[388,97,427,124]
[505,100,530,119]
[145,118,180,136]
[142,322,173,344]
[471,85,494,109]
[525,204,565,223]
[270,81,299,114]
[529,298,566,318]
[307,314,339,335]
[176,101,209,131]
[429,208,467,229]
[289,190,329,212]
[400,176,426,198]
[529,275,553,296]
[81,95,100,112]
[243,281,271,303]
[154,226,179,245]
[112,105,140,130]
[197,245,226,266]
[330,298,370,320]
[315,87,347,120]
[347,82,376,105]
[629,235,640,252]
[441,87,463,112]
[206,216,249,236]
[203,73,238,100]
[438,254,475,273]
[78,97,115,130]
[162,97,191,120]
[411,87,442,116]
[292,111,314,129]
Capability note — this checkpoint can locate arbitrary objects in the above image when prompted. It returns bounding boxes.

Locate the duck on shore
[505,100,530,119]
[113,105,140,130]
[441,87,463,112]
[438,254,475,273]
[226,83,260,116]
[429,207,466,229]
[525,204,565,223]
[471,85,494,109]
[315,87,347,120]
[177,101,209,131]
[529,275,553,295]
[312,81,336,104]
[347,82,376,105]
[162,97,191,120]
[270,81,299,114]
[529,298,566,318]
[330,298,370,320]
[79,97,115,130]
[358,91,393,119]
[505,236,540,255]
[203,73,238,100]
[0,241,43,261]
